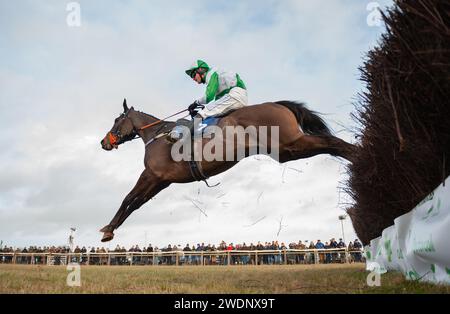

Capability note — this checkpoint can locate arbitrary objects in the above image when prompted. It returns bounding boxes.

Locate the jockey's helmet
[185,60,210,78]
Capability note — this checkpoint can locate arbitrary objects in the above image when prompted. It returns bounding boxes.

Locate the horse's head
[101,99,139,151]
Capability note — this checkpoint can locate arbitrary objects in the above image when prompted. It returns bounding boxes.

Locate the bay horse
[99,99,356,242]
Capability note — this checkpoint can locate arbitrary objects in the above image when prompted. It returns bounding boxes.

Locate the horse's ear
[123,98,129,112]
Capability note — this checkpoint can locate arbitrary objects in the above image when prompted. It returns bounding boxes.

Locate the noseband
[107,129,139,148]
[108,132,119,148]
[107,121,140,149]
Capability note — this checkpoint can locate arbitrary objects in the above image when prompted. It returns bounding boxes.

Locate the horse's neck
[131,111,164,144]
[133,112,159,127]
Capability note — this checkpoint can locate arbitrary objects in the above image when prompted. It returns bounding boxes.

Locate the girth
[188,135,209,182]
[188,159,209,182]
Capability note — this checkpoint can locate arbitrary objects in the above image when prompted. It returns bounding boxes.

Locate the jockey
[169,60,248,142]
[185,59,248,120]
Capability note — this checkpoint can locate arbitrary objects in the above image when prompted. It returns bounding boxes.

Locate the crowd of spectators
[0,238,363,265]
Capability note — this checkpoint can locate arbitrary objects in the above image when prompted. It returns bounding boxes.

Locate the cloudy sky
[0,0,393,249]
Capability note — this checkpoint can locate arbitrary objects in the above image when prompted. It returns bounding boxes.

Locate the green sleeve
[205,72,219,103]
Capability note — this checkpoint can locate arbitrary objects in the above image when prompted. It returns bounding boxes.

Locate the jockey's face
[193,72,203,84]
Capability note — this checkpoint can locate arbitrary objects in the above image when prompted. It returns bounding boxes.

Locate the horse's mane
[135,110,160,121]
[134,109,177,134]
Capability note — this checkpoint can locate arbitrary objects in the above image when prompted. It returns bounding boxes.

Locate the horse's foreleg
[100,171,150,232]
[280,135,357,163]
[100,171,169,242]
[113,180,170,231]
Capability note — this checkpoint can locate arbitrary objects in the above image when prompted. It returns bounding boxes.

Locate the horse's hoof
[100,225,112,233]
[101,232,114,242]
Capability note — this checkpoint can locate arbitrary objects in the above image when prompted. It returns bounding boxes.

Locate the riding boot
[168,116,203,143]
[168,119,189,142]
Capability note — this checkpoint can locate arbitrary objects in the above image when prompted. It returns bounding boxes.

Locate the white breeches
[197,87,248,119]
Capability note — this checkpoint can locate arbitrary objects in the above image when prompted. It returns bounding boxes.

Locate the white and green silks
[196,68,248,119]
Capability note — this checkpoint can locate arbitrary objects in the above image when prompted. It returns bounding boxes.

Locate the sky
[0,0,394,250]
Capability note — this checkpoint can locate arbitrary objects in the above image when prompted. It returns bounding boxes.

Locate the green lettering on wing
[384,239,392,262]
[376,246,382,257]
[422,198,441,220]
[413,235,436,253]
[418,192,434,206]
[408,269,420,281]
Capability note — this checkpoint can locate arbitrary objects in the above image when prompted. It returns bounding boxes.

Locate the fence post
[12,253,16,264]
[130,253,133,266]
[201,251,204,266]
[107,254,111,266]
[255,251,258,265]
[283,250,287,265]
[176,252,179,266]
[345,248,350,264]
[227,251,231,266]
[314,250,319,265]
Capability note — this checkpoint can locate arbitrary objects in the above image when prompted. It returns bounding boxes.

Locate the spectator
[183,243,191,265]
[353,239,363,262]
[315,240,325,249]
[329,238,338,263]
[1,236,361,266]
[297,240,306,264]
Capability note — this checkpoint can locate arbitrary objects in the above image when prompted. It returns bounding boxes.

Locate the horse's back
[221,101,297,127]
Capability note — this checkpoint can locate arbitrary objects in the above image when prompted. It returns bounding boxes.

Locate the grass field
[0,264,449,294]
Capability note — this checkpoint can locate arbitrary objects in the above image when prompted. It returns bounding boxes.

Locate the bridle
[106,108,189,148]
[107,127,139,148]
[106,110,139,148]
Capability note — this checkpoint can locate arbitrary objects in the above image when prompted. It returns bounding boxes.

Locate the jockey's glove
[188,101,205,118]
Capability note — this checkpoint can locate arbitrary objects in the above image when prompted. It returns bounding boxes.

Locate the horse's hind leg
[280,134,357,163]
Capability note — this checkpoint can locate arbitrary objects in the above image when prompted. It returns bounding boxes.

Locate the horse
[99,99,356,242]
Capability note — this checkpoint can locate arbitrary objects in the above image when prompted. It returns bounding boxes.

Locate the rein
[138,108,189,131]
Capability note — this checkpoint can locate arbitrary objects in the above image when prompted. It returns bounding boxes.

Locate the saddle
[167,115,227,184]
[174,116,221,134]
[144,117,209,146]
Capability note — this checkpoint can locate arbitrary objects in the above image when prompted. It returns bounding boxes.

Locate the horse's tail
[275,100,332,136]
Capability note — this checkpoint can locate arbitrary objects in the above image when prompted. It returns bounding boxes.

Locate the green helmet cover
[185,59,210,77]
